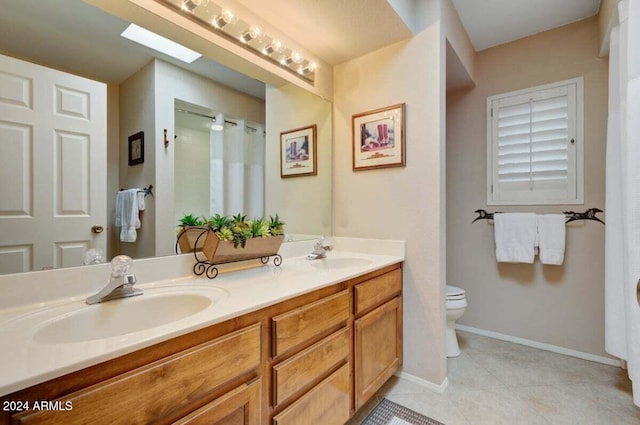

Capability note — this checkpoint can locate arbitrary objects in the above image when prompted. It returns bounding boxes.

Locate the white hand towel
[115,191,123,228]
[536,214,566,265]
[137,191,145,211]
[494,213,537,263]
[116,189,141,243]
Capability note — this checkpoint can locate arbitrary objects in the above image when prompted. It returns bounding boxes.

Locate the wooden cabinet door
[354,297,402,409]
[272,364,351,425]
[173,379,261,425]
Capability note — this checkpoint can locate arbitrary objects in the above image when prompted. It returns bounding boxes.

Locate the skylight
[121,23,202,63]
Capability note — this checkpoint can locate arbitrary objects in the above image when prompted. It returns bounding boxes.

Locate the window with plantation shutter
[486,77,584,205]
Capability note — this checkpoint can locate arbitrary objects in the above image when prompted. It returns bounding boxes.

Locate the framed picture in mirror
[352,103,405,170]
[128,131,144,166]
[280,125,317,178]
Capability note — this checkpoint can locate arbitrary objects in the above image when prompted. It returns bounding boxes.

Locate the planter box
[177,227,209,253]
[203,232,284,264]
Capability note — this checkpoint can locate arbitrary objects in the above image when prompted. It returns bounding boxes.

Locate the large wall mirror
[0,0,332,275]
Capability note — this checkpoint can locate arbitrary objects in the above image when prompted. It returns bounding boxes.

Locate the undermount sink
[33,288,226,344]
[309,257,373,270]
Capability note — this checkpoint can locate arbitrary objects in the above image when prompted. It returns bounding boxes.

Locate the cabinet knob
[91,225,104,234]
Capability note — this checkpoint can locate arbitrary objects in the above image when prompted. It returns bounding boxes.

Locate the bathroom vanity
[0,242,403,425]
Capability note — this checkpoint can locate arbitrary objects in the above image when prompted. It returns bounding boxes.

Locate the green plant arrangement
[176,214,207,253]
[205,213,232,231]
[206,213,286,249]
[201,213,286,264]
[269,214,285,236]
[177,213,205,230]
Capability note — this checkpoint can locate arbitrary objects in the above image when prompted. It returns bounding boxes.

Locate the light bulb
[240,26,261,43]
[213,9,237,28]
[300,61,317,74]
[262,40,282,55]
[281,52,303,66]
[181,0,202,12]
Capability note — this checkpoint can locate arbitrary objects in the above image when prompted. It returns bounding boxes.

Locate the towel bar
[119,185,153,197]
[472,208,605,225]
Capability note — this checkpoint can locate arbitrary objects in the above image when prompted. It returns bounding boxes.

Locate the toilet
[445,285,467,357]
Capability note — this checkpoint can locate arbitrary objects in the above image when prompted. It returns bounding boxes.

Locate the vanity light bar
[158,0,316,82]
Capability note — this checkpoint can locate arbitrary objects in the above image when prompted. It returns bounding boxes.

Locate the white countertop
[0,239,404,397]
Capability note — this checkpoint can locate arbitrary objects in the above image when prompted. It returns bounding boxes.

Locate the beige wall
[334,22,447,385]
[265,84,332,236]
[119,61,156,260]
[446,17,610,357]
[106,85,120,259]
[441,0,475,83]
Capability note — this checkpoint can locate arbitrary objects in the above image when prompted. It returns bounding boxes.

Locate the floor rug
[361,398,445,425]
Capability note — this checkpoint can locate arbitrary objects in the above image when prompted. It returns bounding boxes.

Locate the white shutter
[487,78,583,205]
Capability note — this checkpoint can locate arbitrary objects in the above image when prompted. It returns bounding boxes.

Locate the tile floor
[348,330,640,425]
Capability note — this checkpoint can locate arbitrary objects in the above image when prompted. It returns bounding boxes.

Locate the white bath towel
[116,189,142,243]
[494,213,537,263]
[536,214,566,265]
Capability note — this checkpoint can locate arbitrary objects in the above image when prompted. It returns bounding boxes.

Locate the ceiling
[0,0,604,99]
[232,0,414,66]
[451,0,602,51]
[0,0,413,98]
[0,0,266,98]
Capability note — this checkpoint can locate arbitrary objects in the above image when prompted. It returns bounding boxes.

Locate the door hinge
[491,108,493,117]
[491,184,494,193]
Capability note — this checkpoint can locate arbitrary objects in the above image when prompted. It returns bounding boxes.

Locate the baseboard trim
[456,324,622,367]
[394,371,449,394]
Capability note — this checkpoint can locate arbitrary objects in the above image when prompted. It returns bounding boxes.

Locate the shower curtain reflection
[174,109,265,230]
[210,114,265,218]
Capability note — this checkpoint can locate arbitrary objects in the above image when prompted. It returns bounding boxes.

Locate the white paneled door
[0,54,106,274]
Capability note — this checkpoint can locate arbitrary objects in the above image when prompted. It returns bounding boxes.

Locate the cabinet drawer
[13,324,261,425]
[272,290,350,357]
[173,379,260,425]
[273,327,351,407]
[272,363,351,425]
[354,268,401,315]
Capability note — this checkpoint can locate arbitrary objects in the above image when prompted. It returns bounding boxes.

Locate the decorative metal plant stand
[175,227,283,280]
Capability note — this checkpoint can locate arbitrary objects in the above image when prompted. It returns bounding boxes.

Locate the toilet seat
[446,285,466,300]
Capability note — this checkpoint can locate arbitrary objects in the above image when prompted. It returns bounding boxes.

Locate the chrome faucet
[307,237,333,260]
[86,255,142,305]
